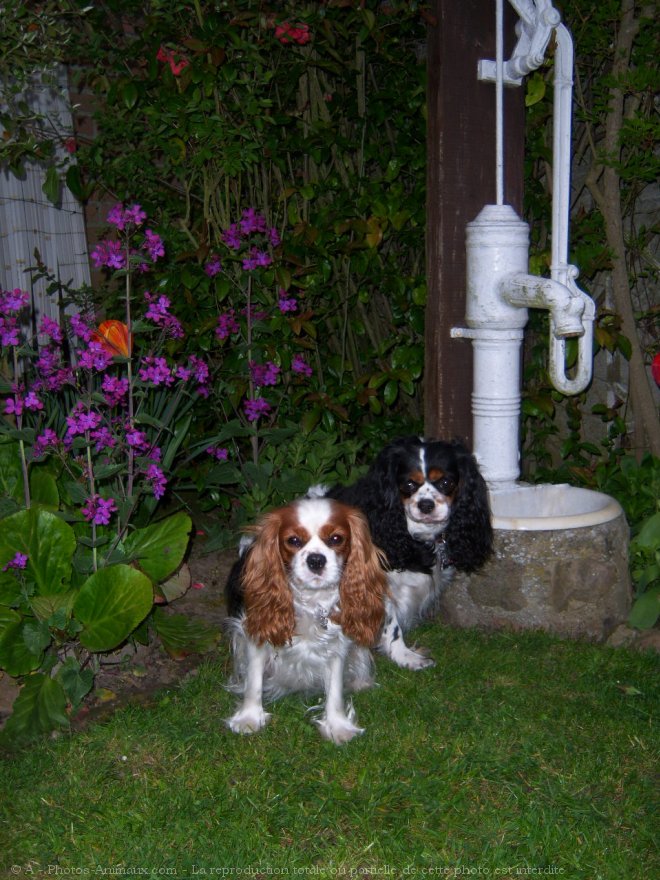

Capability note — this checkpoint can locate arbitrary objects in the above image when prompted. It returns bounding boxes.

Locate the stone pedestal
[440,511,631,641]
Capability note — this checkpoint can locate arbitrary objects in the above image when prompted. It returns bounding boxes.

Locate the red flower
[156,45,190,76]
[652,352,660,388]
[91,320,132,357]
[274,22,311,46]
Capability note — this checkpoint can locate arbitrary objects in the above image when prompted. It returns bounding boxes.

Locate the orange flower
[92,320,132,357]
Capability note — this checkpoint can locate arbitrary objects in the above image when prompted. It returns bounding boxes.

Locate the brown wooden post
[425,0,525,444]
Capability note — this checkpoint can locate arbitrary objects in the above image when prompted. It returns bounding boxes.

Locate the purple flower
[126,427,149,450]
[2,552,28,572]
[24,392,43,411]
[243,397,272,422]
[206,446,229,461]
[107,203,147,230]
[216,310,240,341]
[69,313,93,342]
[101,375,130,407]
[33,428,59,457]
[65,403,102,439]
[0,288,29,315]
[250,361,280,387]
[278,292,298,313]
[77,341,114,372]
[0,318,20,347]
[91,240,126,270]
[144,292,183,338]
[91,426,116,451]
[4,396,23,416]
[82,494,117,526]
[138,356,173,386]
[240,208,267,236]
[242,247,272,271]
[222,223,242,250]
[143,229,165,262]
[39,316,64,344]
[268,227,281,248]
[145,463,167,499]
[204,255,222,277]
[292,354,313,377]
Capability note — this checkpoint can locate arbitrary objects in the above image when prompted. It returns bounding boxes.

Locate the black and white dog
[314,436,493,670]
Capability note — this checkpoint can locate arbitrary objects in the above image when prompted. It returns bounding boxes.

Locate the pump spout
[500,273,585,338]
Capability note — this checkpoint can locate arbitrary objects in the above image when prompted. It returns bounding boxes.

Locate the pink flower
[156,46,190,76]
[652,353,660,388]
[274,22,311,46]
[101,375,130,406]
[33,428,59,457]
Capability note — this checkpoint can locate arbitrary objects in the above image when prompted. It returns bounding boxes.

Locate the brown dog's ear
[242,511,295,647]
[336,508,387,647]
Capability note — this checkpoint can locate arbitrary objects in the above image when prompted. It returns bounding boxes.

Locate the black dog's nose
[307,553,327,573]
[418,498,436,514]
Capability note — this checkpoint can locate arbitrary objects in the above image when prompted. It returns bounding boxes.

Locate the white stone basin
[489,483,623,531]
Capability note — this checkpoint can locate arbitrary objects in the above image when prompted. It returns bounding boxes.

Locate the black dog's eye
[326,533,345,547]
[402,479,420,495]
[435,477,456,494]
[286,535,304,548]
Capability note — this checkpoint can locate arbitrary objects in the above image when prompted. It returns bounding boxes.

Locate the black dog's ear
[444,440,493,572]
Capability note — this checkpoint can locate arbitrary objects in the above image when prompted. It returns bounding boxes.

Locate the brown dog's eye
[286,535,303,548]
[326,534,344,547]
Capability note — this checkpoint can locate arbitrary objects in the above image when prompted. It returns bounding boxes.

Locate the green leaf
[0,620,43,675]
[30,591,77,623]
[525,72,546,107]
[0,508,75,597]
[22,619,52,655]
[42,164,60,204]
[73,565,153,652]
[123,513,192,584]
[628,585,660,630]
[121,81,139,109]
[1,673,68,743]
[57,657,95,709]
[29,468,59,510]
[0,437,23,503]
[633,512,660,550]
[152,608,219,659]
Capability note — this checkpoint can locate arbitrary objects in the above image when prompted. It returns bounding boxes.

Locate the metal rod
[495,0,505,205]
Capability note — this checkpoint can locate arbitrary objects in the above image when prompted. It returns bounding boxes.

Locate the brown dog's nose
[307,553,327,573]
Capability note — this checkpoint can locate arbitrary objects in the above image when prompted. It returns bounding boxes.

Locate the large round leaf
[73,565,153,652]
[123,512,192,583]
[0,508,75,597]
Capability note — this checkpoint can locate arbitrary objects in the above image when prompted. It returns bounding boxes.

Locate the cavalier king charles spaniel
[224,496,388,744]
[316,436,493,671]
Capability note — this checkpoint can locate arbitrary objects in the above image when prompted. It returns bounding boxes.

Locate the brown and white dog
[224,497,387,744]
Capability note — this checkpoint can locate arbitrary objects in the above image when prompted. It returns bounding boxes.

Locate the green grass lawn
[1,625,657,878]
